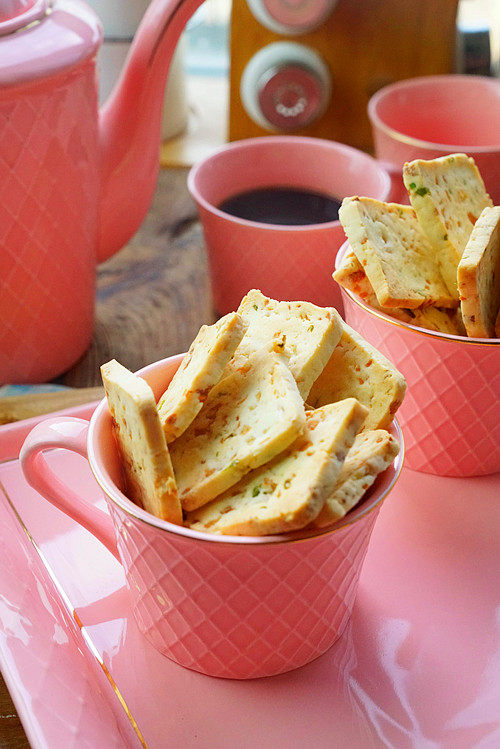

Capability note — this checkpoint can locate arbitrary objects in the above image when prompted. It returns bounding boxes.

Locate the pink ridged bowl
[336,240,500,477]
[20,354,403,680]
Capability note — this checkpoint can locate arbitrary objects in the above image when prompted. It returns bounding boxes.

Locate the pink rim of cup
[20,353,404,679]
[368,74,500,203]
[188,135,393,314]
[336,241,500,478]
[368,75,500,154]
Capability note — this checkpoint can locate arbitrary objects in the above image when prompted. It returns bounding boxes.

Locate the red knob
[257,63,326,130]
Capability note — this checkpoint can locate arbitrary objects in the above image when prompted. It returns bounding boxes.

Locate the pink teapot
[0,0,204,383]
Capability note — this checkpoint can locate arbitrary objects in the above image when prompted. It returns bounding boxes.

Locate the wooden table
[0,167,213,747]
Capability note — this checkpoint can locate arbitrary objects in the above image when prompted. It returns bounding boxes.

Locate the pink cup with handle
[368,75,500,204]
[20,353,404,680]
[336,241,500,478]
[188,136,393,316]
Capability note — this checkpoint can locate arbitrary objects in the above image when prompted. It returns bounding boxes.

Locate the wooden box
[229,0,459,151]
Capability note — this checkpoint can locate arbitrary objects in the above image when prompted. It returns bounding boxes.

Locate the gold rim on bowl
[88,356,405,547]
[368,75,500,155]
[336,241,500,347]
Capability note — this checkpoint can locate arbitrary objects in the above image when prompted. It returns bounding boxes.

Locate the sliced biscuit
[333,251,380,306]
[339,197,456,309]
[101,360,182,524]
[186,399,368,536]
[409,306,464,335]
[333,252,415,323]
[170,350,306,511]
[308,322,406,430]
[457,206,500,338]
[158,312,247,442]
[453,307,467,337]
[334,254,462,333]
[314,429,399,528]
[228,289,343,399]
[403,154,493,296]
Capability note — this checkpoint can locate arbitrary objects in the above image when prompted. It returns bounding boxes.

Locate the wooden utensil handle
[0,387,104,425]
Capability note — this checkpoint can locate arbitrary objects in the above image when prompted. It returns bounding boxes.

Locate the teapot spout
[97,0,204,263]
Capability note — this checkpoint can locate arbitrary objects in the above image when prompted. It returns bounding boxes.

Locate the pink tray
[0,404,499,748]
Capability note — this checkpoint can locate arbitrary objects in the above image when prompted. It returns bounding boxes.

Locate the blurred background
[91,0,499,166]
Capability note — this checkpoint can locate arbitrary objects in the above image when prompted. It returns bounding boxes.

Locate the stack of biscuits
[334,154,500,339]
[101,291,405,536]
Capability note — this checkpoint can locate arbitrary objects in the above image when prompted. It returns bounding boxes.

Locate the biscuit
[334,252,464,334]
[453,307,467,337]
[228,289,343,399]
[403,154,492,296]
[457,206,500,338]
[308,322,406,430]
[333,251,381,307]
[170,350,306,511]
[409,307,464,335]
[186,399,368,536]
[333,252,415,323]
[314,429,399,527]
[158,312,247,441]
[339,197,456,309]
[101,360,182,523]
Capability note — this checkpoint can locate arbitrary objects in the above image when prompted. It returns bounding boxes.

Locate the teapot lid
[0,0,50,35]
[0,0,102,88]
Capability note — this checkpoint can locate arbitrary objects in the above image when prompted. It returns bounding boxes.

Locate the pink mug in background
[188,136,392,315]
[336,241,500,478]
[368,75,500,203]
[20,353,404,680]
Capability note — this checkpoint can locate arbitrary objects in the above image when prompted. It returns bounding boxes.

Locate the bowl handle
[20,417,119,560]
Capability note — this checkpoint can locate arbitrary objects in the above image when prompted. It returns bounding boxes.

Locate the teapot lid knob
[0,0,50,36]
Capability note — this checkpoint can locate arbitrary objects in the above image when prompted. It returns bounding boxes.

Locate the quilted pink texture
[0,63,99,383]
[342,290,500,476]
[108,503,379,679]
[18,356,401,683]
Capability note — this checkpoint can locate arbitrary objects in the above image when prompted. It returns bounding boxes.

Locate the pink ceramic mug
[20,353,403,679]
[188,136,392,315]
[336,241,500,478]
[368,75,500,204]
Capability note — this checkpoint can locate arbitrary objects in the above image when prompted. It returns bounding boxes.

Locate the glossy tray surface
[0,405,498,748]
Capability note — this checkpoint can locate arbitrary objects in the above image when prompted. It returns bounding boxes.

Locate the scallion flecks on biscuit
[339,197,456,309]
[186,399,368,536]
[101,360,182,524]
[170,349,306,511]
[458,206,500,338]
[158,312,247,442]
[403,154,493,296]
